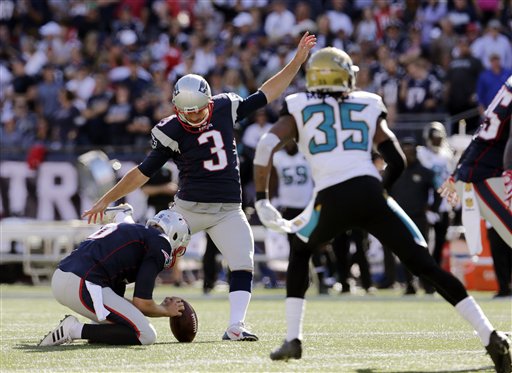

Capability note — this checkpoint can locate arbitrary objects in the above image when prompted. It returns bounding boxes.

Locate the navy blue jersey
[455,76,512,182]
[59,223,172,299]
[400,74,442,113]
[139,91,267,203]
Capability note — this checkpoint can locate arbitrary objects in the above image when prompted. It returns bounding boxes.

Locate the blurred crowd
[1,0,511,295]
[1,0,512,152]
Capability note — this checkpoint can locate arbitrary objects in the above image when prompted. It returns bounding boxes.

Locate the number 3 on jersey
[303,102,369,154]
[198,130,228,171]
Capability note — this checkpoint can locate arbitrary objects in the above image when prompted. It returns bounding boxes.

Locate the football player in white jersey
[417,121,456,264]
[253,47,511,371]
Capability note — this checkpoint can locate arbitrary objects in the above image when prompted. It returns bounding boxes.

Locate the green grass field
[1,284,510,372]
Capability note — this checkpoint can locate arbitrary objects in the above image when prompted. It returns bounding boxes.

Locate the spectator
[399,24,424,65]
[223,68,249,99]
[447,0,478,35]
[264,0,296,43]
[11,97,37,149]
[313,13,343,52]
[104,84,133,146]
[471,19,512,70]
[81,73,112,146]
[326,0,353,39]
[355,6,377,43]
[382,20,406,58]
[127,95,153,147]
[429,17,458,67]
[375,58,403,127]
[355,65,376,93]
[416,0,448,47]
[0,113,25,149]
[476,54,512,111]
[474,0,501,26]
[444,36,483,133]
[36,64,63,121]
[10,57,37,100]
[52,89,81,148]
[66,64,95,108]
[399,58,442,113]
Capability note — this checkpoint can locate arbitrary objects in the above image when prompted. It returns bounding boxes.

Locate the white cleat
[222,322,258,341]
[101,203,134,224]
[38,315,79,347]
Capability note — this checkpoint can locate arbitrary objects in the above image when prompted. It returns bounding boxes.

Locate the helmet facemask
[146,210,191,268]
[175,101,214,133]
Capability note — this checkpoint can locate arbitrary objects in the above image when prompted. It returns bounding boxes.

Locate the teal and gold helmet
[305,47,359,93]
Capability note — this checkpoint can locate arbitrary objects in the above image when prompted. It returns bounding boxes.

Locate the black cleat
[270,339,302,361]
[485,331,512,373]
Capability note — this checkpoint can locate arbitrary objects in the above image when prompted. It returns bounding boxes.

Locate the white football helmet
[146,210,191,266]
[172,74,213,133]
[423,121,447,153]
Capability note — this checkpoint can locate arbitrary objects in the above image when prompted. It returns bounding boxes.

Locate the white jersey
[285,91,385,193]
[416,145,455,188]
[417,144,455,213]
[272,149,314,209]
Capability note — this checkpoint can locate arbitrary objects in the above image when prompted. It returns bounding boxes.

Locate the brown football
[170,299,198,342]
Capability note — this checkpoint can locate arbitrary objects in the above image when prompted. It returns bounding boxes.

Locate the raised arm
[82,166,149,223]
[259,32,316,103]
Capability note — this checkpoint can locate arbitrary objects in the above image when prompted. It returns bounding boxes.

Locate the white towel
[85,281,110,322]
[461,183,482,255]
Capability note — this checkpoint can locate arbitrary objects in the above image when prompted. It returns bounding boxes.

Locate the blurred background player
[39,207,189,346]
[269,140,331,294]
[83,32,317,341]
[389,137,440,295]
[417,121,455,266]
[253,47,511,371]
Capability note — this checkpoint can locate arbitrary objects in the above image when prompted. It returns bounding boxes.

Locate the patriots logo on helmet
[173,85,180,97]
[198,79,208,94]
[161,249,172,269]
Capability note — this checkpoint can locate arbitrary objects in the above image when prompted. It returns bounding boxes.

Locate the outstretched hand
[82,199,110,224]
[438,176,460,207]
[293,31,317,65]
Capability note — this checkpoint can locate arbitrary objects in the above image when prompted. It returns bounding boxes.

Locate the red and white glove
[503,169,512,209]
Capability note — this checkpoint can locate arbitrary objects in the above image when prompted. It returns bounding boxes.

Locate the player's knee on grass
[139,323,157,345]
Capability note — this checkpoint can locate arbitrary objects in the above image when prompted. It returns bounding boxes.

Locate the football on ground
[170,299,198,342]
